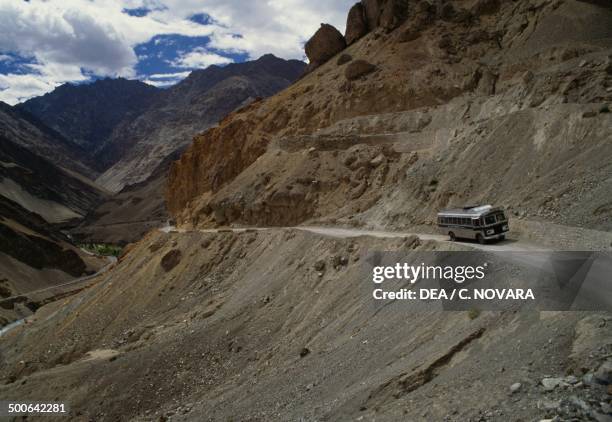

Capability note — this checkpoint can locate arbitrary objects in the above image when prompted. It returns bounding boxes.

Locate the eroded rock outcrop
[362,0,411,32]
[167,106,268,218]
[305,24,347,72]
[345,3,368,45]
[167,0,612,233]
[379,0,411,31]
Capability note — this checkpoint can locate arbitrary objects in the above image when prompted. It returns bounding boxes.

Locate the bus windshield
[484,212,506,225]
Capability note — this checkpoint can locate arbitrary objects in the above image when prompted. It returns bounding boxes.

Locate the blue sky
[0,0,353,104]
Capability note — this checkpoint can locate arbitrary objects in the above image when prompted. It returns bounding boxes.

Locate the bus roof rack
[470,205,492,212]
[438,205,499,217]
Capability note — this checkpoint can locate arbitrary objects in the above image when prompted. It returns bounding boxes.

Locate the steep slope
[17,78,159,171]
[0,122,108,325]
[96,54,305,191]
[0,193,106,326]
[0,136,107,224]
[167,0,612,238]
[0,229,610,420]
[0,101,94,176]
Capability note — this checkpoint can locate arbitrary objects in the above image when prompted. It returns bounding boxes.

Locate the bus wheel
[499,235,506,241]
[476,234,485,244]
[449,232,456,241]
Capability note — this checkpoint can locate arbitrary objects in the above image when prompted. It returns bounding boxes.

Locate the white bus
[437,205,509,244]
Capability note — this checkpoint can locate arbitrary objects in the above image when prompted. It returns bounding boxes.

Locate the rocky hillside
[0,136,107,224]
[0,102,94,176]
[1,228,611,421]
[0,190,106,326]
[17,78,159,173]
[167,0,612,237]
[0,135,107,293]
[96,54,305,191]
[0,102,111,327]
[0,138,108,324]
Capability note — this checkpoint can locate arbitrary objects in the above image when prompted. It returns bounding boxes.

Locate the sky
[0,0,353,105]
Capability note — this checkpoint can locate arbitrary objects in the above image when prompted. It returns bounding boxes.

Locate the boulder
[541,377,564,391]
[345,60,377,80]
[345,3,368,45]
[314,259,326,271]
[362,0,383,30]
[305,24,346,71]
[361,0,410,32]
[161,249,182,272]
[509,382,522,393]
[379,0,410,32]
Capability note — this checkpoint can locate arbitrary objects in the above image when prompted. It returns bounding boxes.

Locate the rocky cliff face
[17,78,159,172]
[96,54,305,192]
[167,0,612,233]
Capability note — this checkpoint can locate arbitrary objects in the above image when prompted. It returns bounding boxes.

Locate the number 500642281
[2,402,68,416]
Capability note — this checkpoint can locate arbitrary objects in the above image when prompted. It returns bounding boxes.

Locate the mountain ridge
[17,78,160,173]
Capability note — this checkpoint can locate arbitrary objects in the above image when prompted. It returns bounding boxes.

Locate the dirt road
[162,224,549,252]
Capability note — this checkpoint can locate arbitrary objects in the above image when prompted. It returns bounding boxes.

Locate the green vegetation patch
[80,243,123,257]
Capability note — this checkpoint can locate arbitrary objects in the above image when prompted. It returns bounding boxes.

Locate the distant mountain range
[18,54,306,191]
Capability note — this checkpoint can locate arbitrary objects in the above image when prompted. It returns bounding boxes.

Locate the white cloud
[142,79,175,87]
[0,62,88,105]
[148,71,192,79]
[170,48,233,69]
[0,0,354,103]
[142,70,191,87]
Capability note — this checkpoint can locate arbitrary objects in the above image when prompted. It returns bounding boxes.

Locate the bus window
[473,219,480,227]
